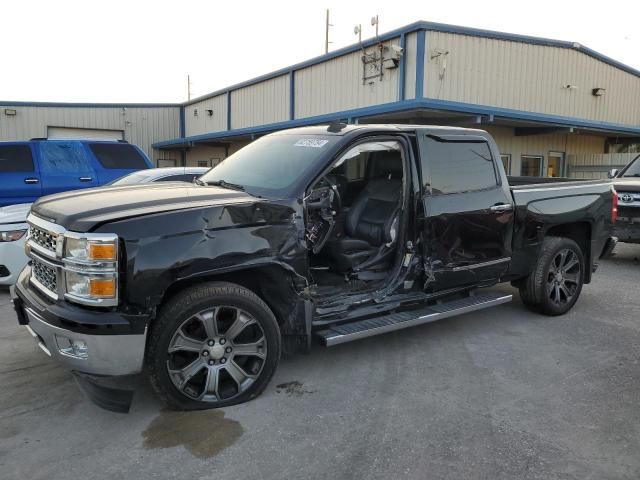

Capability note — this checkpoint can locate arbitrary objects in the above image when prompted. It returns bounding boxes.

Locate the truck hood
[613,178,640,193]
[0,203,32,225]
[31,183,256,232]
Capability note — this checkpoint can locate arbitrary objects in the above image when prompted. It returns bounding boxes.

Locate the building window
[521,155,543,177]
[547,152,565,177]
[500,154,511,175]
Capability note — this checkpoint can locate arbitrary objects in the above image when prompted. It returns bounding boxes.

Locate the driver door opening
[304,138,408,297]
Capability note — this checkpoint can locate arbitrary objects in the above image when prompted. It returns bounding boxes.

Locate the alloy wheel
[166,306,267,402]
[546,248,581,306]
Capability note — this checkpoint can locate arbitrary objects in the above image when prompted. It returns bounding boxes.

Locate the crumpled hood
[0,203,32,226]
[31,183,256,232]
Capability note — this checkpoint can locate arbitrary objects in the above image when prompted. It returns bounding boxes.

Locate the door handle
[79,176,93,182]
[490,203,513,212]
[24,177,39,184]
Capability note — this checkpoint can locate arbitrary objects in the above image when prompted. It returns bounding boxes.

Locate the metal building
[2,21,639,177]
[0,102,180,164]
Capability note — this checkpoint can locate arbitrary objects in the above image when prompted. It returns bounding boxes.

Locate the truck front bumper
[11,266,149,412]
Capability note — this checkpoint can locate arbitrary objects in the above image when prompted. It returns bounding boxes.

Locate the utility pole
[325,9,333,54]
[187,74,191,101]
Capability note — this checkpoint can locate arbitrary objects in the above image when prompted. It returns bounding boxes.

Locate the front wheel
[146,282,281,410]
[519,236,585,316]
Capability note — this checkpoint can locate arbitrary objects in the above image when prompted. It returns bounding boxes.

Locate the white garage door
[47,127,124,141]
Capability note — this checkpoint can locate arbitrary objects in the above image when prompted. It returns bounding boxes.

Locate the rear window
[423,137,498,194]
[155,174,197,183]
[89,143,149,169]
[0,145,34,173]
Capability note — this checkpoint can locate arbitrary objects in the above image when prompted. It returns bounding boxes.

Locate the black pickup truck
[11,124,617,412]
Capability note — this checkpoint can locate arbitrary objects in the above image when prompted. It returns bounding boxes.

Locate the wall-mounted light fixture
[193,108,198,117]
[592,87,606,97]
[206,109,213,116]
[4,108,17,116]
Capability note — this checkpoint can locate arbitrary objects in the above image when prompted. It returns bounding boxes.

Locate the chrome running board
[316,292,512,347]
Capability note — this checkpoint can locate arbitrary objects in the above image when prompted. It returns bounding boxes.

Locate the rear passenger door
[37,142,99,196]
[418,133,514,291]
[87,143,151,184]
[0,144,42,206]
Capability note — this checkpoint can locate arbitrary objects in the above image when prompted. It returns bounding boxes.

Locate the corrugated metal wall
[231,75,290,129]
[424,31,640,126]
[0,104,181,163]
[484,125,606,175]
[404,32,417,100]
[185,95,227,136]
[294,37,403,118]
[568,152,636,179]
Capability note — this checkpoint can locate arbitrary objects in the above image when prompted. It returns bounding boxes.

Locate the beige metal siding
[231,75,289,129]
[294,37,403,119]
[0,104,180,163]
[185,95,228,136]
[185,145,227,167]
[404,32,417,100]
[424,31,640,126]
[484,125,605,175]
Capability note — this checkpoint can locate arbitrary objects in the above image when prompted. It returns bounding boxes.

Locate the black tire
[519,236,585,316]
[146,282,281,410]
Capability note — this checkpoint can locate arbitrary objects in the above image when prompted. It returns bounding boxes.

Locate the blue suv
[0,139,153,207]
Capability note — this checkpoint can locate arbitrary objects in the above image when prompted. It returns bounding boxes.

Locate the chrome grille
[29,224,58,255]
[32,258,57,295]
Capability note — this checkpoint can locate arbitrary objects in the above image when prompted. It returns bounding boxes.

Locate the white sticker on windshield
[294,139,329,148]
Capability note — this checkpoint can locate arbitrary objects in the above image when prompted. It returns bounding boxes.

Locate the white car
[0,167,209,286]
[0,203,31,286]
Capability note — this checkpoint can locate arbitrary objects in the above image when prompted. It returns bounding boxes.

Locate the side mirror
[608,168,619,179]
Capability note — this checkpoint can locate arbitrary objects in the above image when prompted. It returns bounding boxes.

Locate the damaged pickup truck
[11,124,617,412]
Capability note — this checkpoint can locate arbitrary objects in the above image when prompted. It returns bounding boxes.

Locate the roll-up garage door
[47,127,124,141]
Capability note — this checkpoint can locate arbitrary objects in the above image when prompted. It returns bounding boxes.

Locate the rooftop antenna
[371,14,379,39]
[187,74,192,101]
[354,24,362,44]
[325,9,333,54]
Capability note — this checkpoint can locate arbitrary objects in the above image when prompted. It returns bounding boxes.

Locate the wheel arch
[157,263,307,337]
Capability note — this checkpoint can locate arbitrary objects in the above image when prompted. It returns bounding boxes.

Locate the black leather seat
[329,151,403,276]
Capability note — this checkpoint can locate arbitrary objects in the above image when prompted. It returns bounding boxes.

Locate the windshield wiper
[194,178,205,186]
[623,174,640,177]
[203,179,245,191]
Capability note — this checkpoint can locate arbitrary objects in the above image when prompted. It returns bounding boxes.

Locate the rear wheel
[146,282,281,410]
[519,236,585,316]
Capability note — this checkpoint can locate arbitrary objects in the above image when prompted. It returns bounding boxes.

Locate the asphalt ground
[1,243,639,480]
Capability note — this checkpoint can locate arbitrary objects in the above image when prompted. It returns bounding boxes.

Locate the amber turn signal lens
[89,243,116,260]
[89,278,116,297]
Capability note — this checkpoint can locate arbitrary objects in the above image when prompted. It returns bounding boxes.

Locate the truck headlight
[65,271,117,299]
[62,232,119,306]
[0,229,27,242]
[64,235,117,262]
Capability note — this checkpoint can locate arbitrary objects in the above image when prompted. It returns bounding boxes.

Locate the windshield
[621,155,640,177]
[107,171,156,185]
[199,134,339,197]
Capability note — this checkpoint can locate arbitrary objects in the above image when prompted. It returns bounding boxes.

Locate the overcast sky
[1,0,638,103]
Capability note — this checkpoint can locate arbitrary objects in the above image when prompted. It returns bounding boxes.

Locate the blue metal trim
[398,34,406,101]
[0,100,178,108]
[289,70,295,120]
[153,98,640,149]
[415,30,425,99]
[226,91,232,131]
[179,106,185,138]
[421,98,640,134]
